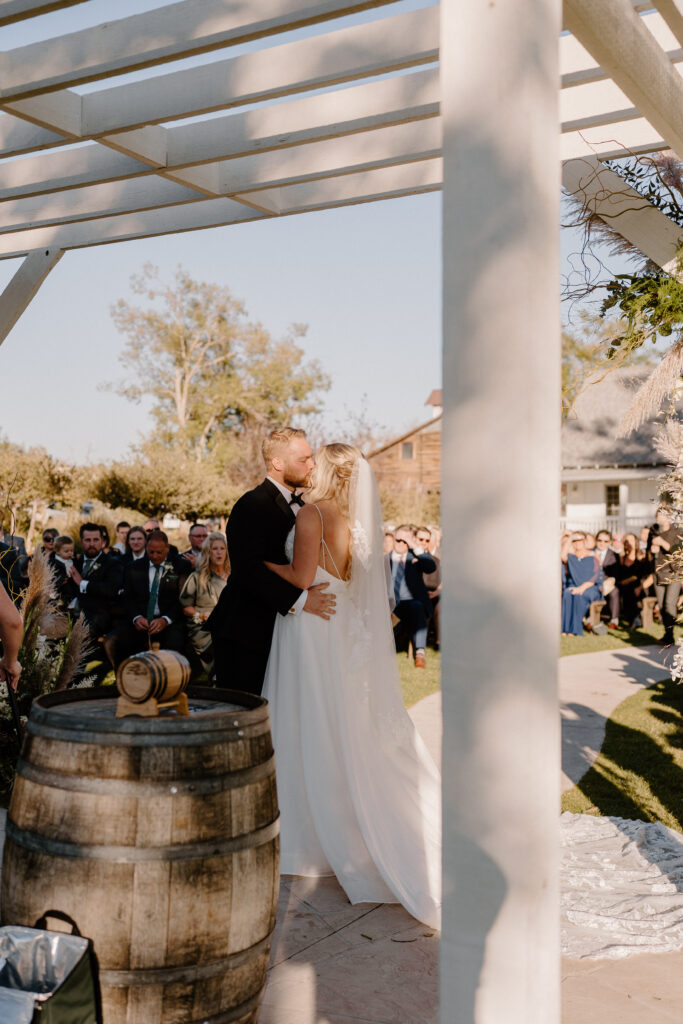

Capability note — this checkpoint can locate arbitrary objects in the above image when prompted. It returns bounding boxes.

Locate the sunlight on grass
[560,622,669,657]
[562,679,683,833]
[398,650,441,708]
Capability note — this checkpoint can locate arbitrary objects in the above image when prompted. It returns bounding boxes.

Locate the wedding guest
[1,528,27,556]
[98,524,111,554]
[40,529,56,558]
[180,532,230,674]
[144,517,180,556]
[52,535,79,614]
[561,532,603,636]
[115,530,187,664]
[389,525,436,668]
[639,525,650,555]
[123,525,148,563]
[609,532,652,630]
[0,539,23,600]
[585,532,596,551]
[180,522,209,569]
[112,521,130,555]
[70,524,123,662]
[383,531,395,555]
[594,529,620,627]
[650,508,683,645]
[416,526,441,650]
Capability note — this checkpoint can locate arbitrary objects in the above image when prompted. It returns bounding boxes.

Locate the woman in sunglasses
[561,532,604,636]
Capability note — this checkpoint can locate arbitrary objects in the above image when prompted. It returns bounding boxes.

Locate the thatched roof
[562,367,673,468]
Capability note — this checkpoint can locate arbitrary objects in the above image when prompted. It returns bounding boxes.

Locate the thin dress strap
[313,504,342,579]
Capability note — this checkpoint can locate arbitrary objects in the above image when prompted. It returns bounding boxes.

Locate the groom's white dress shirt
[266,475,307,616]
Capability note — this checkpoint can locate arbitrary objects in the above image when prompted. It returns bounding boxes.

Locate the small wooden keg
[1,686,279,1024]
[117,649,191,704]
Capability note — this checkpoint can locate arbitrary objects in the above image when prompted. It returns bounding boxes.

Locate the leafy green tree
[107,264,330,484]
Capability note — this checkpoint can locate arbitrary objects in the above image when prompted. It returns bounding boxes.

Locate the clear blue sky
[0,1,601,465]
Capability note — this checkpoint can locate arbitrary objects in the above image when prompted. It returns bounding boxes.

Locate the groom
[208,427,336,695]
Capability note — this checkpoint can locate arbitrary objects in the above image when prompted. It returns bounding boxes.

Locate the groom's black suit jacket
[207,479,303,695]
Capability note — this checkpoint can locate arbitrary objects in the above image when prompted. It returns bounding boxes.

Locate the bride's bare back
[311,500,351,580]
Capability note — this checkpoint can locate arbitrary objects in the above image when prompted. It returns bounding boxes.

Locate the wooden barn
[368,390,442,492]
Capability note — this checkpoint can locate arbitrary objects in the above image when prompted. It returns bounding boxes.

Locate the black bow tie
[289,492,305,507]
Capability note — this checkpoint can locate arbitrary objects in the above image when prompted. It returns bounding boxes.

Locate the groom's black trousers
[212,636,268,697]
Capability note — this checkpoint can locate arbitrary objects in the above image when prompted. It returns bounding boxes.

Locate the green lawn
[562,678,683,832]
[560,621,669,657]
[398,649,441,708]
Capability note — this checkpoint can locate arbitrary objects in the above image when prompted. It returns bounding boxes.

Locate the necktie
[289,492,305,507]
[83,558,93,576]
[147,567,161,621]
[393,559,405,605]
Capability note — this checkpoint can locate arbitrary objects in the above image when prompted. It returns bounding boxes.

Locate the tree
[107,264,330,484]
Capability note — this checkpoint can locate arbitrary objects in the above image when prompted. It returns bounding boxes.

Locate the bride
[262,443,441,930]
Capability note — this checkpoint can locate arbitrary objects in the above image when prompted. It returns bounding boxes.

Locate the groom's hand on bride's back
[304,582,336,620]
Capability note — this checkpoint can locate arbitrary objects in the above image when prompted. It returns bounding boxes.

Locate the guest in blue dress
[562,532,604,635]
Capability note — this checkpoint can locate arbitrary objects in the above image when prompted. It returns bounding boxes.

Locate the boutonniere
[90,560,103,574]
[160,561,176,580]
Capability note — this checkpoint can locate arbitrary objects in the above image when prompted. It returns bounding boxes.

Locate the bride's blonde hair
[307,443,362,516]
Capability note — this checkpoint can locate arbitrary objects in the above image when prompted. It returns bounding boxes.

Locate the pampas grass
[55,614,94,691]
[618,338,683,437]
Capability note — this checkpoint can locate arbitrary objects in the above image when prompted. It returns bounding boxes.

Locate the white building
[562,367,671,535]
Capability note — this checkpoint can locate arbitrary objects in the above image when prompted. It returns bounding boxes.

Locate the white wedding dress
[262,461,441,930]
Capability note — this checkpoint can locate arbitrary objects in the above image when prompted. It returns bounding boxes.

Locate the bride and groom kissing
[207,427,441,929]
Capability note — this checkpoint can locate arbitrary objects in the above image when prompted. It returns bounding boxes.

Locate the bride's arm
[265,505,321,588]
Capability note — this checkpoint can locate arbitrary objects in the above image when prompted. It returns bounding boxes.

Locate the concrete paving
[0,645,680,1023]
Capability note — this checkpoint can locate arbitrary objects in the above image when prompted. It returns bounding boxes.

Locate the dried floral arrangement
[0,548,95,793]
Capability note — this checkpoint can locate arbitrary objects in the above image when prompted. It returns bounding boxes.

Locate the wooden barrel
[117,649,191,703]
[0,686,279,1024]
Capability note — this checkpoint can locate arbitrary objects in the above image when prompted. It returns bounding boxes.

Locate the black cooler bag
[0,924,98,1023]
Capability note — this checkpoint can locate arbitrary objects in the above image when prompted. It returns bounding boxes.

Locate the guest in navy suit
[389,525,436,669]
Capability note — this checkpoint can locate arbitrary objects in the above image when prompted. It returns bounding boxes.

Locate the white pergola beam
[561,115,665,161]
[0,247,63,345]
[0,121,440,229]
[563,155,683,275]
[656,0,683,48]
[0,0,402,101]
[0,162,440,259]
[80,7,438,136]
[0,0,87,26]
[170,119,442,196]
[565,0,683,158]
[237,157,441,213]
[0,69,439,197]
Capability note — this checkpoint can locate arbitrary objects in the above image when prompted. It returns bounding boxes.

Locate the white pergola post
[440,2,561,1022]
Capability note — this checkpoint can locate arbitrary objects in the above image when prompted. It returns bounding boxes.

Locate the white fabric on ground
[561,811,683,959]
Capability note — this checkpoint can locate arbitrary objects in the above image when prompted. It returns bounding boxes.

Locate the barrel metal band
[187,992,262,1024]
[99,933,272,987]
[5,816,279,863]
[16,755,276,798]
[26,719,271,746]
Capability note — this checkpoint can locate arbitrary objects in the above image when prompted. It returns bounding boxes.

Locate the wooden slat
[0,0,87,26]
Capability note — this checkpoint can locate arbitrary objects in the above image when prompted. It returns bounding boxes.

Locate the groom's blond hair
[262,427,306,468]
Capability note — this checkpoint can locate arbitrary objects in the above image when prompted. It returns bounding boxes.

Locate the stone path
[1,645,681,1022]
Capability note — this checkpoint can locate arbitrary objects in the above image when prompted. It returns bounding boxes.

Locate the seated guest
[144,517,180,557]
[383,530,394,555]
[416,526,441,650]
[1,527,27,556]
[98,524,111,554]
[180,532,230,674]
[0,537,23,600]
[180,522,209,569]
[561,532,603,636]
[114,530,188,665]
[51,535,79,615]
[389,525,436,669]
[70,523,123,665]
[40,529,57,560]
[608,532,652,629]
[122,525,148,563]
[112,521,130,555]
[594,529,619,627]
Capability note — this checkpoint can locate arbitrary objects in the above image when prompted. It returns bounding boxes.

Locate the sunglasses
[394,538,409,544]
